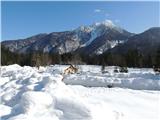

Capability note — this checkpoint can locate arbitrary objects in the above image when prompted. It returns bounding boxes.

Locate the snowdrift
[0,64,159,120]
[53,65,160,90]
[0,65,91,120]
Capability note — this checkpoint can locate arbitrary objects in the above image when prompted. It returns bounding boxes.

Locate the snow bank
[0,64,159,120]
[0,65,92,120]
[20,91,53,113]
[63,65,160,90]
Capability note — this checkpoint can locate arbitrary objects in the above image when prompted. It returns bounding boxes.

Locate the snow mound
[0,64,92,120]
[0,64,159,120]
[63,65,160,90]
[20,91,53,113]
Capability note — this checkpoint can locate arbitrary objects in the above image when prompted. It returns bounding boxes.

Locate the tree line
[99,48,160,68]
[1,45,160,68]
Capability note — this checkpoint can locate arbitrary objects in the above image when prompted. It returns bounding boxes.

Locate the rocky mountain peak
[1,20,136,55]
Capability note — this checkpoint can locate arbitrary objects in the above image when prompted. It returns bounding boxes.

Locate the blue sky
[1,1,159,40]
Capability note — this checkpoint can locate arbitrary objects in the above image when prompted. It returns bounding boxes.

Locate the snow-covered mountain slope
[0,64,159,120]
[1,20,132,55]
[93,40,124,55]
[1,34,47,52]
[79,20,129,47]
[106,27,160,56]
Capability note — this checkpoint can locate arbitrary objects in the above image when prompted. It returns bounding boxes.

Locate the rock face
[76,25,132,55]
[1,20,133,55]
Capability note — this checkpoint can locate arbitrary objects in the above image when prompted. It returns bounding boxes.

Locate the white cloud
[94,9,110,18]
[94,9,102,13]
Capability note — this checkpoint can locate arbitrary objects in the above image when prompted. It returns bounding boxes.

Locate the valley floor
[0,64,160,120]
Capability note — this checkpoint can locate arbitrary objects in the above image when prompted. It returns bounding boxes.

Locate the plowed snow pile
[0,64,160,120]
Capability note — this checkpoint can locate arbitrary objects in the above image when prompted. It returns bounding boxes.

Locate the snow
[0,64,160,120]
[63,65,160,90]
[78,20,125,48]
[43,45,53,53]
[94,40,124,55]
[81,20,112,47]
[68,85,159,120]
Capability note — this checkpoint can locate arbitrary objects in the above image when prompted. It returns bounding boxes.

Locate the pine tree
[155,47,160,67]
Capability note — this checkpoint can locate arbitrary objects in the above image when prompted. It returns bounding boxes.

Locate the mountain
[1,33,47,52]
[106,27,160,56]
[76,21,132,55]
[1,20,133,55]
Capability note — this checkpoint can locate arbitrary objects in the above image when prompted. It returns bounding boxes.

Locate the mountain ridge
[2,20,133,55]
[106,27,160,56]
[1,21,159,56]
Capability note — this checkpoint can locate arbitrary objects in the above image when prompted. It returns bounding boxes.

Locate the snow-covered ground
[0,64,160,120]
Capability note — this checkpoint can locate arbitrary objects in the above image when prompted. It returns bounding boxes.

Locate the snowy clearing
[0,64,160,120]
